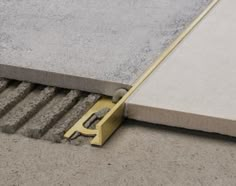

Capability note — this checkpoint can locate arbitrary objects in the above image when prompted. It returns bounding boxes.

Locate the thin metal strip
[65,0,219,146]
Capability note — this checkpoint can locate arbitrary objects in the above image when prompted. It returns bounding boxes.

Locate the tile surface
[126,0,236,137]
[0,0,211,95]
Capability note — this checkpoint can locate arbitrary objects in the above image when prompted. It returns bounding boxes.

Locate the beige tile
[127,0,236,137]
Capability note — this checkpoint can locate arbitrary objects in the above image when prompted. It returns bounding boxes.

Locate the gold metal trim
[64,0,219,146]
[64,97,115,138]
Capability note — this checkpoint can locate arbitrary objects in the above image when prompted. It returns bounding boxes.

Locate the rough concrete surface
[127,0,236,137]
[0,78,100,143]
[44,94,101,143]
[1,87,56,134]
[0,120,235,186]
[0,82,33,116]
[0,0,211,95]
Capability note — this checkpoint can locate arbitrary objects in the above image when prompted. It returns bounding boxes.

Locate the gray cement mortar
[0,78,9,93]
[0,120,235,186]
[0,0,211,95]
[0,79,102,143]
[0,82,33,117]
[20,90,81,139]
[44,93,101,143]
[0,87,56,133]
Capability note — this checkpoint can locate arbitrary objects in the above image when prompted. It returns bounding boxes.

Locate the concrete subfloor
[0,120,235,186]
[126,0,236,137]
[0,0,212,95]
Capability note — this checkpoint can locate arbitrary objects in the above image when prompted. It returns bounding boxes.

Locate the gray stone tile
[0,0,211,95]
[126,0,236,137]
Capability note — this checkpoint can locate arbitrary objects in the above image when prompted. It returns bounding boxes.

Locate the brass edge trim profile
[64,97,115,138]
[65,0,219,146]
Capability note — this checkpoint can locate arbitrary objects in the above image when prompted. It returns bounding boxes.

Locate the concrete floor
[0,120,235,186]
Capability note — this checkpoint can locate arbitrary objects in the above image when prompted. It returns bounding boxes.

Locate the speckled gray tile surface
[0,0,211,95]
